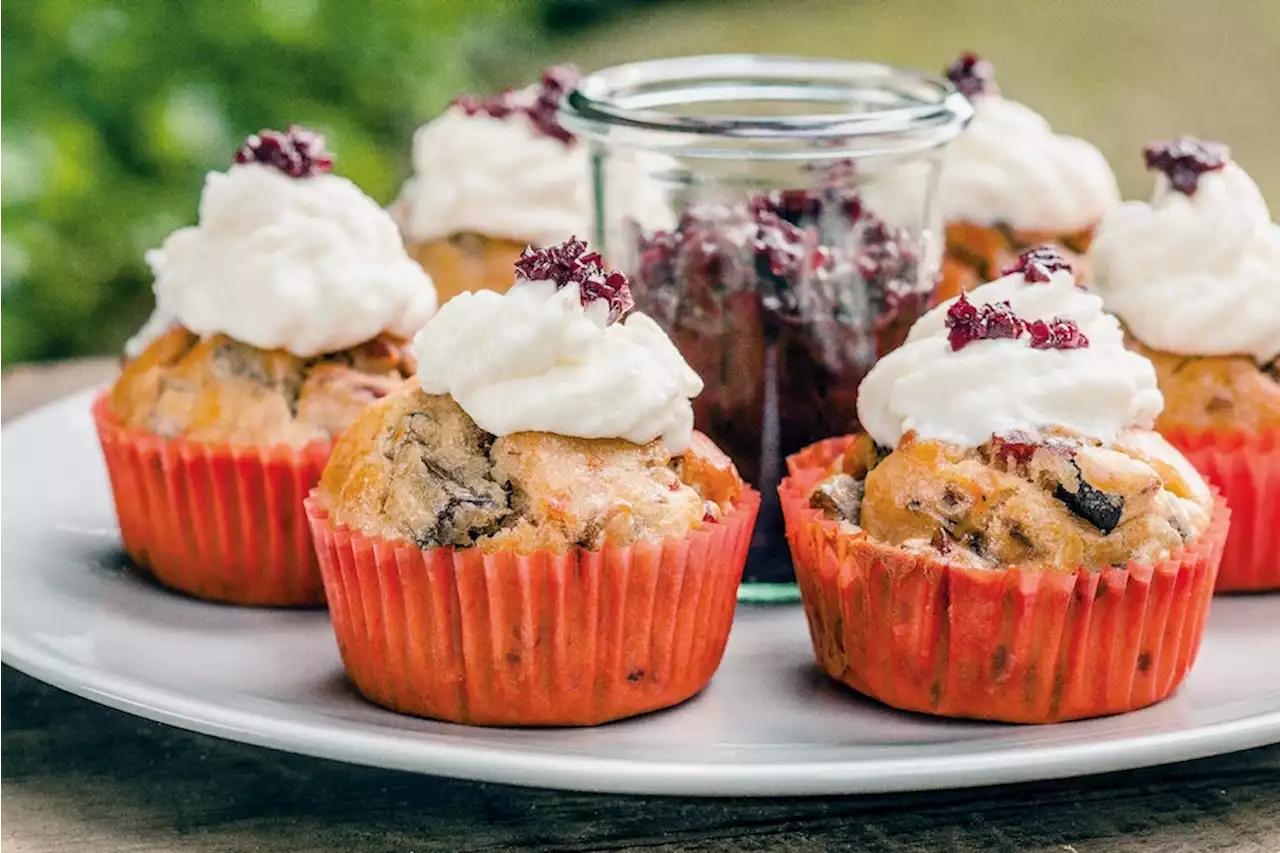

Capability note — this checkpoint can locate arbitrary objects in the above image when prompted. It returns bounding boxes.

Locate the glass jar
[562,55,972,599]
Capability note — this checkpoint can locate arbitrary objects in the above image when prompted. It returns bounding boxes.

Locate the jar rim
[561,54,974,150]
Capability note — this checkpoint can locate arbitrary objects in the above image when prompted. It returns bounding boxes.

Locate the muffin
[306,238,760,726]
[780,247,1229,722]
[96,126,437,605]
[931,53,1120,302]
[1090,137,1280,590]
[392,67,671,304]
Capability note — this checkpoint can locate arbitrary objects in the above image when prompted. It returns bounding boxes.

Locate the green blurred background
[4,0,1277,366]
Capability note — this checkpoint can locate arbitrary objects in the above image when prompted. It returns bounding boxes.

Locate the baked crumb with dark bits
[319,384,745,554]
[808,429,1211,571]
[109,326,415,445]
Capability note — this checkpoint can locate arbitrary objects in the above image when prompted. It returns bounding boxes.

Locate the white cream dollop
[907,265,1125,347]
[857,272,1162,449]
[394,104,672,247]
[1089,162,1280,364]
[139,164,437,358]
[413,280,703,451]
[940,94,1120,231]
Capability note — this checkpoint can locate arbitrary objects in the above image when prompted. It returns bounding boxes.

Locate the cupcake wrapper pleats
[93,395,330,606]
[1163,428,1280,592]
[781,437,1229,723]
[305,488,761,726]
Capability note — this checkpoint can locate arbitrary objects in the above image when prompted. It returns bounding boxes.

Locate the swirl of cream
[857,306,1162,450]
[1089,163,1280,364]
[413,280,703,451]
[137,163,437,357]
[940,94,1120,231]
[394,106,673,248]
[908,265,1125,346]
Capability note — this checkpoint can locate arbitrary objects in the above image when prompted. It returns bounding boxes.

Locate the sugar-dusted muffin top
[809,429,1212,572]
[318,383,743,554]
[109,327,415,446]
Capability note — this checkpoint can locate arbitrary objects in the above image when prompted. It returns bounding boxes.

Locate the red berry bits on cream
[1027,317,1089,350]
[233,126,334,178]
[944,52,999,98]
[1005,245,1073,283]
[945,294,1023,350]
[454,66,579,146]
[945,293,1089,352]
[514,237,634,323]
[1142,137,1229,196]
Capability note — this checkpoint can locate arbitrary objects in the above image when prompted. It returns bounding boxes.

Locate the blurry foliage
[0,0,563,364]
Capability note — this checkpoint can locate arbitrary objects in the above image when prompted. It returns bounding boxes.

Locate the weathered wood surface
[4,359,1279,853]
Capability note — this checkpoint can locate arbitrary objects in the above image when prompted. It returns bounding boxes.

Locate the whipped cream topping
[940,93,1119,231]
[908,263,1126,347]
[1089,160,1280,364]
[136,163,437,358]
[413,279,703,451]
[394,104,673,248]
[858,267,1161,449]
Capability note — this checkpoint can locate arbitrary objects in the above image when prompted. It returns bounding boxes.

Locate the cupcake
[1090,137,1280,590]
[96,126,437,605]
[780,247,1229,722]
[392,67,671,304]
[932,53,1120,302]
[306,238,760,726]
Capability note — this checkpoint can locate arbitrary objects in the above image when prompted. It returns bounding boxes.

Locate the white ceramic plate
[3,390,1279,796]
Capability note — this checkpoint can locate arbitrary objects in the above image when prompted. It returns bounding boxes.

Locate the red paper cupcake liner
[93,395,331,606]
[305,488,761,726]
[780,436,1229,723]
[1162,428,1279,592]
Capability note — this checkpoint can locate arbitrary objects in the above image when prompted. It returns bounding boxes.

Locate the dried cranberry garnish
[1027,317,1089,350]
[1004,245,1073,283]
[1142,137,1229,196]
[945,294,1024,350]
[233,126,334,178]
[514,237,634,323]
[944,52,999,98]
[946,294,1088,351]
[990,430,1079,467]
[453,65,579,146]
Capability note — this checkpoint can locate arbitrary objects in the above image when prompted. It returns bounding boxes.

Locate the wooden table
[4,359,1279,853]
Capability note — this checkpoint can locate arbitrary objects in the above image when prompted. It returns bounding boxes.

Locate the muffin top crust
[110,327,415,446]
[812,247,1212,571]
[319,384,742,554]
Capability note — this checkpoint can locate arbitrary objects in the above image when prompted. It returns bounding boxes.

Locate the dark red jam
[1005,245,1074,283]
[1142,137,1229,196]
[453,66,579,146]
[944,52,999,99]
[514,237,633,323]
[626,186,928,583]
[233,126,334,177]
[1027,317,1089,350]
